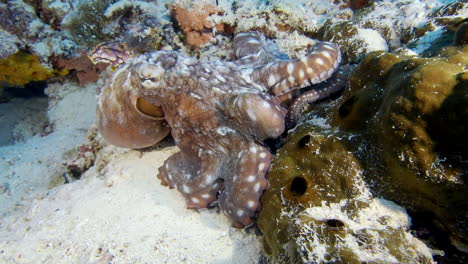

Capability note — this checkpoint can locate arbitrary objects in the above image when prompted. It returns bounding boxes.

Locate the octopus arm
[218,141,273,228]
[157,151,223,209]
[233,32,277,66]
[287,65,350,125]
[221,93,286,140]
[252,42,342,96]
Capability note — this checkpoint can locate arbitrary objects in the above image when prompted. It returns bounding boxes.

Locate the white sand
[0,82,262,263]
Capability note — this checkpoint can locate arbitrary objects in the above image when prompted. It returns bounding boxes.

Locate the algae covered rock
[257,123,434,263]
[259,43,467,261]
[333,45,468,249]
[0,51,66,86]
[320,20,389,63]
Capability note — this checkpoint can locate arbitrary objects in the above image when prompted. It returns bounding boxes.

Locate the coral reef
[0,29,20,59]
[2,0,460,82]
[63,127,102,183]
[0,51,64,86]
[0,0,76,58]
[62,0,171,51]
[61,0,116,48]
[347,0,370,10]
[55,51,107,85]
[1,0,466,261]
[170,2,218,47]
[257,123,435,263]
[96,31,342,228]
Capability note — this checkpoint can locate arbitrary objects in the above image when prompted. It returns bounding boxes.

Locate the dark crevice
[338,96,355,119]
[290,176,307,196]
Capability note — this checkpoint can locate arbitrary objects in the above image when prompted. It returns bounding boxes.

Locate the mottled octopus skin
[97,62,170,149]
[97,32,341,228]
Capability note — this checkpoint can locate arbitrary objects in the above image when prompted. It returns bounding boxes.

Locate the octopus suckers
[311,76,320,84]
[259,152,267,159]
[247,201,256,208]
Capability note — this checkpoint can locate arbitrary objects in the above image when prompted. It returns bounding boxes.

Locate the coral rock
[334,45,468,251]
[56,51,107,85]
[0,51,62,87]
[257,123,435,263]
[170,3,218,47]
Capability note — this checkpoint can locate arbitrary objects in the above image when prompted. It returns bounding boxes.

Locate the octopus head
[96,61,170,149]
[133,51,178,94]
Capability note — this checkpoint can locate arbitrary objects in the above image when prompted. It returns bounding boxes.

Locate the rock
[334,45,468,252]
[170,3,218,47]
[259,41,467,261]
[258,123,435,263]
[454,21,468,46]
[0,51,65,87]
[320,21,389,63]
[0,29,20,60]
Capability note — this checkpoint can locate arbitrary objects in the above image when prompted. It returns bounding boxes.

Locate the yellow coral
[0,51,67,86]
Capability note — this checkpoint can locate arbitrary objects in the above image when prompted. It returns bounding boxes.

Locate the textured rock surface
[335,45,468,250]
[259,43,467,262]
[0,51,64,86]
[257,123,435,263]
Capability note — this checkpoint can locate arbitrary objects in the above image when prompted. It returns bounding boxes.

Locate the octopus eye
[136,98,165,120]
[290,176,308,196]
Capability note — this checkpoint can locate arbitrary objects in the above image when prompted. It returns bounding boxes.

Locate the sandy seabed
[0,82,262,263]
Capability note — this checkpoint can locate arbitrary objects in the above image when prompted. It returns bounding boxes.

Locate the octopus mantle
[96,32,341,228]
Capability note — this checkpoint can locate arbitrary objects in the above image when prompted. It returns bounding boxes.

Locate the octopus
[92,32,343,228]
